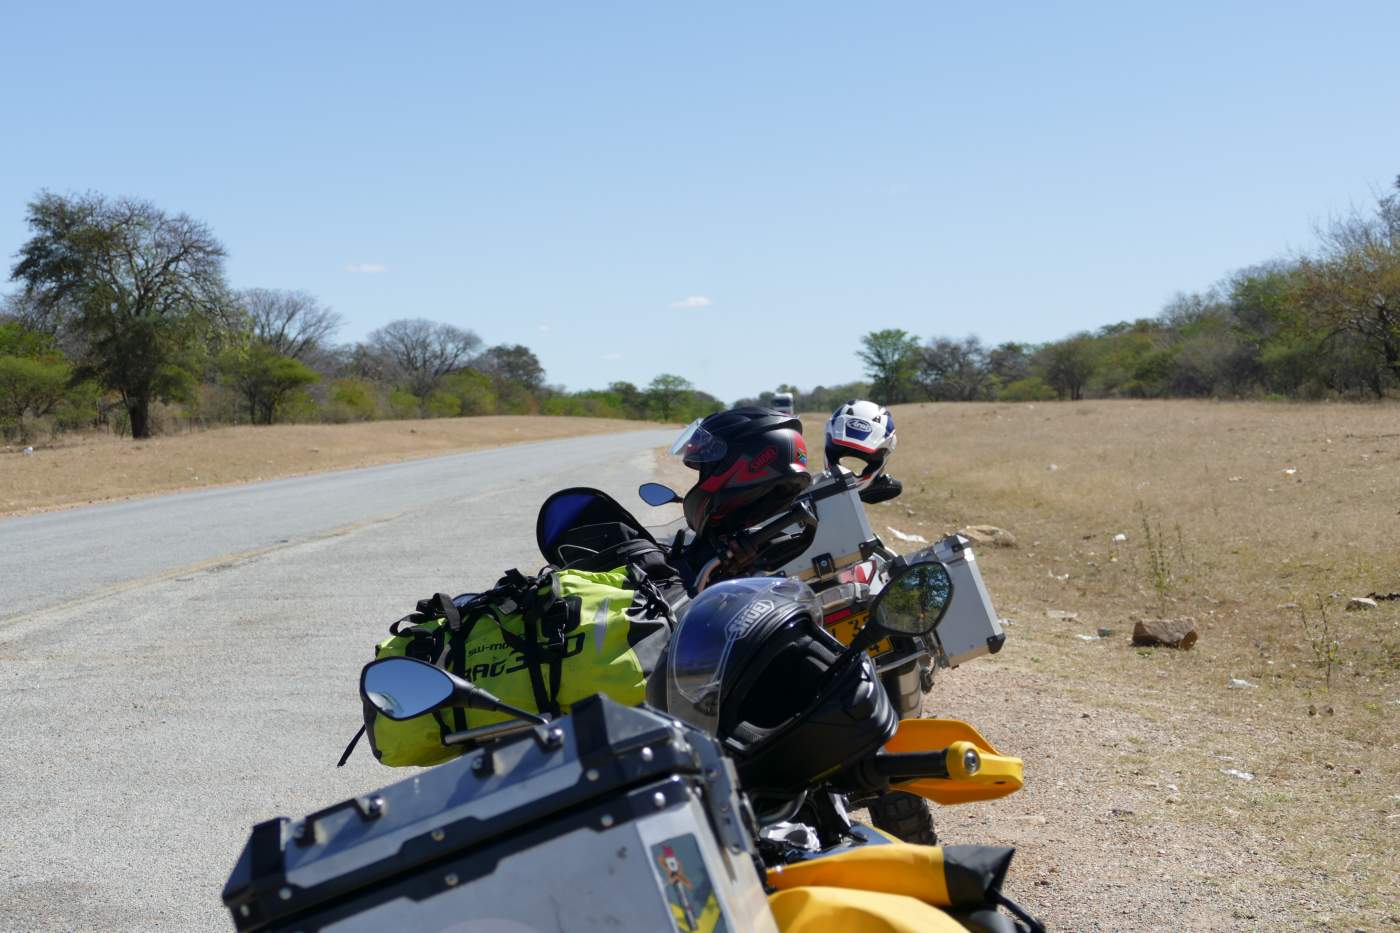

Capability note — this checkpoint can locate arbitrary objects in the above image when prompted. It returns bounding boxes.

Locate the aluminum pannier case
[927,534,1005,667]
[223,695,778,933]
[778,469,877,582]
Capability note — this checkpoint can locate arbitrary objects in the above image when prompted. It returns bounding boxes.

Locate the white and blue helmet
[825,400,896,490]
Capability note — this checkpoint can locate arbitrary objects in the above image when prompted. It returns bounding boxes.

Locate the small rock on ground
[1132,617,1198,649]
[960,524,1018,548]
[1346,597,1378,612]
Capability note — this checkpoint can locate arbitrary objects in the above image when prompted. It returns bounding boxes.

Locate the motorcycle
[637,461,1006,845]
[223,554,1041,932]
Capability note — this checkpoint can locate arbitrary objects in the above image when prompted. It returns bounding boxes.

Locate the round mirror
[872,561,953,635]
[362,657,454,720]
[639,482,683,506]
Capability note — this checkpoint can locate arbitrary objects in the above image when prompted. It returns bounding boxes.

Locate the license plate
[824,610,894,658]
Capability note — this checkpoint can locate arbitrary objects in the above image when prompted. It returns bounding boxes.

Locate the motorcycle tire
[875,657,937,844]
[869,790,938,845]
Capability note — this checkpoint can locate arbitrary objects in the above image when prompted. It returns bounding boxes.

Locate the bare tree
[239,289,343,361]
[1296,185,1400,395]
[917,336,992,401]
[366,318,481,396]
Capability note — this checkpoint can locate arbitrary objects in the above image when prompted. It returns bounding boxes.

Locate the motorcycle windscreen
[536,486,656,566]
[884,719,1024,805]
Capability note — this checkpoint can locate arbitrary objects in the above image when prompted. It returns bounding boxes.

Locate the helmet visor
[669,419,728,463]
[666,578,819,734]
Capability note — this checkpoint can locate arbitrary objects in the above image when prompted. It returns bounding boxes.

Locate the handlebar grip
[873,749,951,781]
[874,741,996,783]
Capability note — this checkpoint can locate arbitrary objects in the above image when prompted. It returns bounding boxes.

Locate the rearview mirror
[639,482,683,506]
[360,656,551,725]
[361,657,455,720]
[870,558,953,636]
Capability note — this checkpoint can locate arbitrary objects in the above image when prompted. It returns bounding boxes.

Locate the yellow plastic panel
[883,719,1024,805]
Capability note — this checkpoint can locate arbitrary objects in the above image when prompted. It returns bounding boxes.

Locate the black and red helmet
[671,407,811,537]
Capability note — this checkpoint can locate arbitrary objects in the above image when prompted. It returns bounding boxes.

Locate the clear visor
[666,577,819,735]
[669,419,728,463]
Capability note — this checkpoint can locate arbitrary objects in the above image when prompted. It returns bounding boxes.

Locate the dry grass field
[0,416,656,515]
[833,400,1399,930]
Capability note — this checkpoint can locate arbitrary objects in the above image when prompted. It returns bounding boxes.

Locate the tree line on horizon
[838,178,1400,407]
[0,191,724,442]
[6,177,1399,444]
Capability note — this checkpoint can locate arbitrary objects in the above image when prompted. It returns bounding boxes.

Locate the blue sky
[2,2,1398,402]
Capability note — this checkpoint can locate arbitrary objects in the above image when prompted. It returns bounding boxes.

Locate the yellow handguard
[884,719,1023,805]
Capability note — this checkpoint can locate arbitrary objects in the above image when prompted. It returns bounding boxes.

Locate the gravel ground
[917,644,1396,932]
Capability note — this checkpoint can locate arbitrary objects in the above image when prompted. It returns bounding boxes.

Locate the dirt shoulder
[0,416,662,516]
[836,400,1398,931]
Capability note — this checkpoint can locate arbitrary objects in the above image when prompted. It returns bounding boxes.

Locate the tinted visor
[670,419,727,463]
[666,577,820,734]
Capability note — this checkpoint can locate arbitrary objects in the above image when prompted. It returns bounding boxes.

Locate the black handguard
[858,473,903,504]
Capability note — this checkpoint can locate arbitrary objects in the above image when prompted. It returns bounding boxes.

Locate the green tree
[1295,191,1400,396]
[857,329,919,403]
[439,369,497,415]
[1036,334,1099,400]
[10,192,232,438]
[423,389,462,418]
[675,389,725,422]
[388,388,421,419]
[0,355,71,442]
[326,378,379,421]
[219,343,320,424]
[986,342,1032,389]
[998,375,1057,402]
[1221,264,1304,395]
[0,320,57,358]
[646,373,694,420]
[475,344,546,393]
[604,381,648,419]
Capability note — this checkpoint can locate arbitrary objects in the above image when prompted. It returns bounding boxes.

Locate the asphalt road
[0,429,675,932]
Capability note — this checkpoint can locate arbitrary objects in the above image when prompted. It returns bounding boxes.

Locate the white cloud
[538,324,552,334]
[669,295,712,309]
[344,262,387,274]
[603,352,623,361]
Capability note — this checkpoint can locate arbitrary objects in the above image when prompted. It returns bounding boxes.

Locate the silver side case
[224,698,778,933]
[777,470,876,582]
[929,535,1005,667]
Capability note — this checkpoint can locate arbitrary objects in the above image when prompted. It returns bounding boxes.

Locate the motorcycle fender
[884,718,1024,805]
[768,886,970,933]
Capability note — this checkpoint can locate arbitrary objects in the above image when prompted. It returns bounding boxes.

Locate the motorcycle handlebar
[873,749,952,781]
[738,499,818,553]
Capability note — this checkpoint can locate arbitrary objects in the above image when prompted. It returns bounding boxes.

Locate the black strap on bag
[498,580,562,718]
[337,725,366,767]
[341,570,583,766]
[426,593,472,734]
